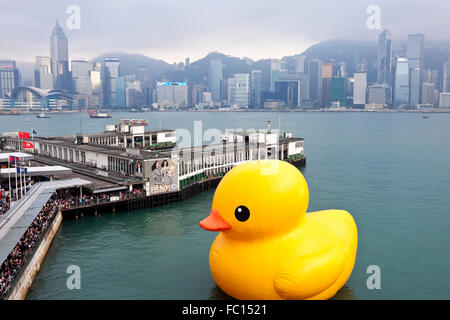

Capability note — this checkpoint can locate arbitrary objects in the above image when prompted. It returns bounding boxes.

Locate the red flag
[22,141,34,149]
[18,131,30,139]
[9,155,19,163]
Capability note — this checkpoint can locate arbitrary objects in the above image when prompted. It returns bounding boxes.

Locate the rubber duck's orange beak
[199,209,232,231]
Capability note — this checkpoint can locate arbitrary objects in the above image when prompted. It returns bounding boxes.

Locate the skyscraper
[353,72,367,106]
[34,56,53,89]
[270,59,288,92]
[90,63,102,107]
[377,30,393,104]
[0,60,20,98]
[407,34,425,107]
[209,59,223,103]
[309,59,322,107]
[103,58,120,107]
[322,62,333,107]
[250,70,262,108]
[443,61,450,93]
[331,77,345,107]
[50,20,71,91]
[294,56,306,74]
[71,60,92,95]
[407,34,425,69]
[394,57,410,107]
[228,74,250,108]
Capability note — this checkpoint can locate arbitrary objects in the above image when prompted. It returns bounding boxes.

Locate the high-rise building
[368,84,386,108]
[407,34,425,69]
[394,57,410,107]
[409,67,421,106]
[294,56,306,74]
[89,62,102,107]
[275,74,302,108]
[443,61,450,92]
[209,59,223,103]
[50,20,71,91]
[377,30,393,104]
[331,77,345,107]
[407,34,425,106]
[422,69,440,91]
[439,93,450,108]
[156,82,188,108]
[421,82,438,106]
[71,60,93,107]
[353,72,367,106]
[337,62,347,78]
[116,74,142,107]
[103,58,120,106]
[309,59,322,107]
[270,59,288,92]
[228,74,250,108]
[71,60,92,95]
[250,70,262,108]
[322,62,333,107]
[0,60,20,98]
[298,74,310,107]
[34,56,53,89]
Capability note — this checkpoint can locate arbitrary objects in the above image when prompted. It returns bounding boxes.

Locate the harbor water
[1,111,449,299]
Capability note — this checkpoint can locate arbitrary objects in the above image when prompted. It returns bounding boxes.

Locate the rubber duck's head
[199,160,309,240]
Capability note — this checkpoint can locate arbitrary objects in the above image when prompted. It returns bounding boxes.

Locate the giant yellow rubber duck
[199,160,358,300]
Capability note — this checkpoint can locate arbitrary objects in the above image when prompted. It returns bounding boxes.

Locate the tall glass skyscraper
[103,58,120,107]
[309,59,323,107]
[50,20,71,91]
[377,30,393,105]
[209,60,223,103]
[394,58,410,107]
[0,60,20,98]
[228,74,250,108]
[34,56,53,90]
[407,34,425,107]
[250,70,262,108]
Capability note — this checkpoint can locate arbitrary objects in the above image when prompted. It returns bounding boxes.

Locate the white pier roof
[0,152,34,163]
[0,166,72,178]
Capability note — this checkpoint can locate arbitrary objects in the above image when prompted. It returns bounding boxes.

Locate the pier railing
[61,192,146,210]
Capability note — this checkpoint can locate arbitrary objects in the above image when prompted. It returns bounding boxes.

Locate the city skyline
[2,0,450,64]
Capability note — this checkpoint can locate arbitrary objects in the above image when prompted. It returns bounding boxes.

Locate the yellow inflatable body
[199,160,358,300]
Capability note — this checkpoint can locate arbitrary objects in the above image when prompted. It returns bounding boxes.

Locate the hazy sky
[1,0,449,64]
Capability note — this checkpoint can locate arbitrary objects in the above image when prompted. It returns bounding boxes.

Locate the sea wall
[7,210,63,300]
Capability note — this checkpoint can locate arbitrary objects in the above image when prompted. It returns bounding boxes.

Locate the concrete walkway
[0,178,91,264]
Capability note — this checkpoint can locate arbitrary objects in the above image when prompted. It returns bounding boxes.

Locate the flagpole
[8,157,11,207]
[15,161,18,202]
[19,164,23,199]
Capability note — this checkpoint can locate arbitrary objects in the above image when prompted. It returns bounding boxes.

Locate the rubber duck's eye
[235,206,250,222]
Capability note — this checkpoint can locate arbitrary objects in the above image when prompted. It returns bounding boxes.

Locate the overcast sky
[1,0,449,64]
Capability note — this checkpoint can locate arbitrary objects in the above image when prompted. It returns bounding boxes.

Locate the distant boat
[37,111,51,118]
[88,110,112,118]
[422,115,430,119]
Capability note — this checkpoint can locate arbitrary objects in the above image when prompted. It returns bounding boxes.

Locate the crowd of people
[0,186,146,298]
[57,187,145,209]
[0,194,62,299]
[0,199,9,215]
